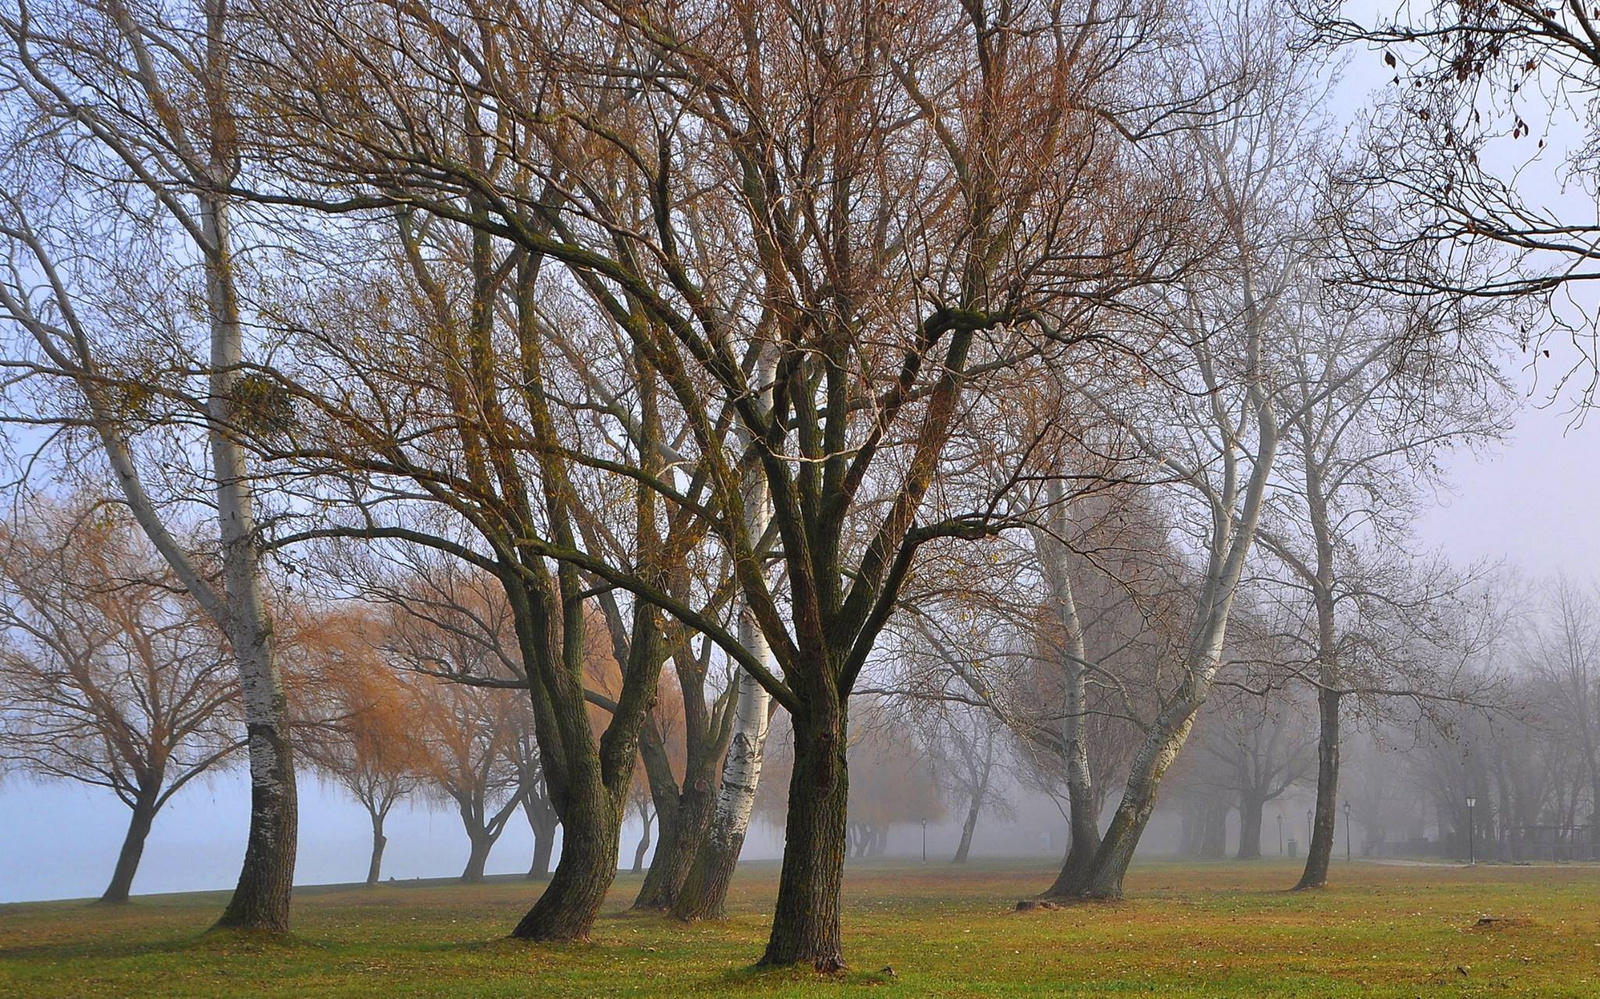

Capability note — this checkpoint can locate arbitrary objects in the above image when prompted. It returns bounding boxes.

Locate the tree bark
[759,700,848,971]
[205,189,297,935]
[99,793,159,904]
[1295,686,1342,889]
[671,620,774,919]
[510,786,621,941]
[1037,479,1103,897]
[634,782,717,908]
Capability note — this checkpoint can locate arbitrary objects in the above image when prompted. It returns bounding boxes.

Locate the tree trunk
[1199,800,1228,859]
[759,700,848,971]
[205,192,297,936]
[635,782,716,909]
[510,786,621,941]
[632,811,652,874]
[529,828,555,879]
[1236,792,1264,860]
[1295,687,1342,889]
[952,802,980,863]
[1074,707,1198,899]
[671,651,774,921]
[366,809,388,885]
[462,831,494,883]
[1038,478,1103,897]
[99,794,159,904]
[524,788,559,879]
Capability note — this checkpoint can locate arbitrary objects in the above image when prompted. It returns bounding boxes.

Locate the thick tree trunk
[510,787,621,941]
[205,193,297,936]
[366,809,387,885]
[1295,687,1342,890]
[635,783,716,909]
[952,802,980,863]
[1236,793,1264,860]
[462,831,494,883]
[99,795,159,904]
[759,701,848,971]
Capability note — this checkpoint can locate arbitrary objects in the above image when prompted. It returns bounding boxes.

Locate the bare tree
[0,0,297,931]
[231,0,1194,967]
[1300,0,1600,364]
[0,496,239,903]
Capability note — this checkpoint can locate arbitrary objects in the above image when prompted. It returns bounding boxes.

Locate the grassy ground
[2,858,1597,997]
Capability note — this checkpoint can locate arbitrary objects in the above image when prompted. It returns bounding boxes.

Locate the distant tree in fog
[0,497,239,902]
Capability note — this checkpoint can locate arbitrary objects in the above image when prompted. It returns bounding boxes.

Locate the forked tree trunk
[366,809,387,885]
[1236,792,1264,860]
[1296,686,1342,889]
[673,390,776,922]
[952,802,980,863]
[759,699,848,971]
[510,785,622,940]
[1076,707,1199,899]
[100,792,159,904]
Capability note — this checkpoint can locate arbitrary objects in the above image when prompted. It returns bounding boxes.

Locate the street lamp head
[1466,796,1477,809]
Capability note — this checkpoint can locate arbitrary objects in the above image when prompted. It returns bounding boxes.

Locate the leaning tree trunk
[205,192,297,935]
[100,792,160,904]
[510,781,623,941]
[759,696,849,971]
[1236,792,1264,860]
[1296,686,1343,889]
[1076,703,1199,899]
[952,803,980,864]
[366,808,388,885]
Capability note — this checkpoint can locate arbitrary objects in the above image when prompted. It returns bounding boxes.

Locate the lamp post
[1465,796,1477,866]
[1277,815,1284,855]
[921,818,927,864]
[1306,807,1313,846]
[1344,801,1352,862]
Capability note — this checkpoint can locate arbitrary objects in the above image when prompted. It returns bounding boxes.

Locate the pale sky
[5,34,1599,908]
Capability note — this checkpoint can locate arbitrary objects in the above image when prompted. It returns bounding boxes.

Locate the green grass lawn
[2,858,1597,997]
